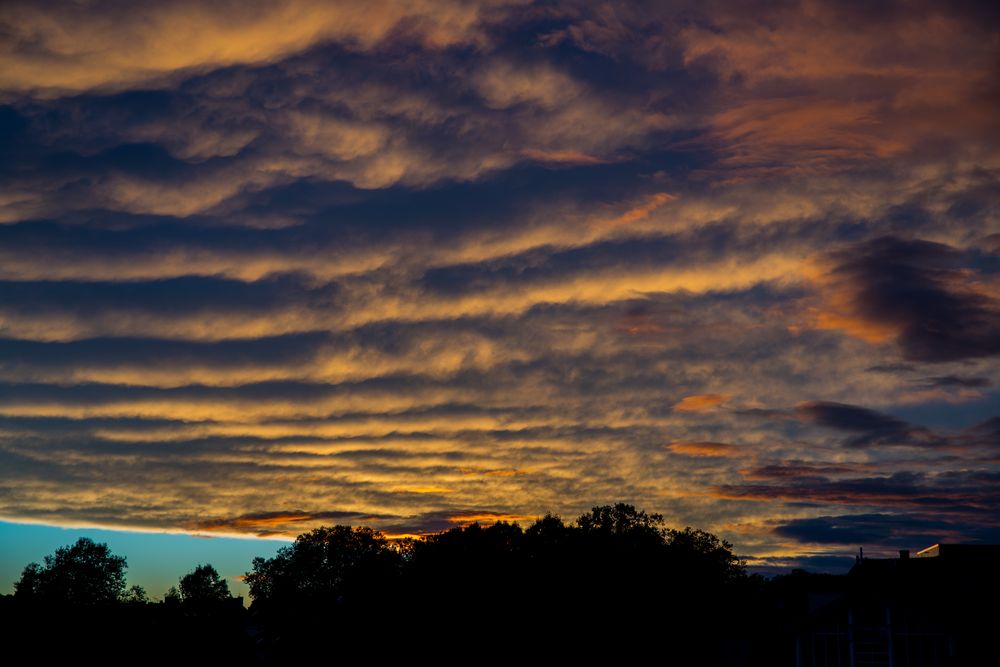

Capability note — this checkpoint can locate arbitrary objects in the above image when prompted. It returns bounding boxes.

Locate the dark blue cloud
[824,236,1000,362]
[0,274,340,316]
[920,375,991,389]
[795,401,910,433]
[719,470,1000,520]
[0,335,325,377]
[775,513,1000,547]
[794,401,946,448]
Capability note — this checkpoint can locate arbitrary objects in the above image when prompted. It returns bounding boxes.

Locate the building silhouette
[790,544,1000,666]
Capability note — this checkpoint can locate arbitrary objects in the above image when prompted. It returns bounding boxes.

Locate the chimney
[899,549,910,560]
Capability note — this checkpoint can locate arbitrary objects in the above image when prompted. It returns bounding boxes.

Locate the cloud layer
[0,0,998,564]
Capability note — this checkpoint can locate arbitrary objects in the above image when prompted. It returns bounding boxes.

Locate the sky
[1,0,999,595]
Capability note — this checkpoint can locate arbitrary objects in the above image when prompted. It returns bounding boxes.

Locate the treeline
[2,504,789,664]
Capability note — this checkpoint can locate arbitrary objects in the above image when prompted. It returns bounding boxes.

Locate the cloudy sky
[1,0,998,586]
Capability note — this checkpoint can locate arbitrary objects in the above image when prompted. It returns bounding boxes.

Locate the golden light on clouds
[666,442,740,458]
[672,395,731,413]
[0,0,997,569]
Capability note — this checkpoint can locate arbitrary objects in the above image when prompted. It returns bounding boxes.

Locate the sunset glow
[1,0,998,591]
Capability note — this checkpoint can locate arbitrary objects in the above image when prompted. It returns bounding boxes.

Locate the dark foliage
[7,544,250,664]
[1,504,773,665]
[244,525,401,611]
[178,563,232,604]
[4,504,994,665]
[14,537,127,606]
[242,503,755,662]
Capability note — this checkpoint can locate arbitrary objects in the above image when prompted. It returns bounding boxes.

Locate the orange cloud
[705,99,907,174]
[895,388,985,406]
[188,513,314,536]
[666,441,739,458]
[799,237,1000,362]
[390,486,456,494]
[800,256,897,344]
[672,394,730,412]
[382,533,429,541]
[521,148,610,165]
[459,468,531,477]
[0,0,515,95]
[605,192,676,227]
[186,510,402,538]
[446,512,538,525]
[678,3,1000,176]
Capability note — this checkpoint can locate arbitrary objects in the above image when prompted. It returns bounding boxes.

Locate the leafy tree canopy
[14,537,127,605]
[122,585,149,604]
[576,503,666,536]
[179,564,232,603]
[244,525,400,607]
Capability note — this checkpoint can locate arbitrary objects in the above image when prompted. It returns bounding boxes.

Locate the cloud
[0,38,672,219]
[666,441,739,458]
[808,236,1000,362]
[715,470,1000,516]
[741,462,872,480]
[774,513,1000,547]
[672,394,731,412]
[188,509,399,537]
[0,0,997,565]
[678,1,1000,175]
[747,554,856,575]
[0,0,520,95]
[921,375,991,389]
[519,149,610,166]
[791,401,944,448]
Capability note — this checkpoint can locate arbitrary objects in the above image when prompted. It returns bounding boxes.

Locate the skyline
[1,0,998,590]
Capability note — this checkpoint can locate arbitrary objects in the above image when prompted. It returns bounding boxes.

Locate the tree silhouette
[12,562,42,600]
[163,585,181,606]
[664,526,746,583]
[178,564,231,604]
[122,585,149,604]
[243,525,403,659]
[3,504,765,663]
[13,537,127,605]
[575,503,670,556]
[576,502,666,536]
[405,520,526,607]
[244,525,400,609]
